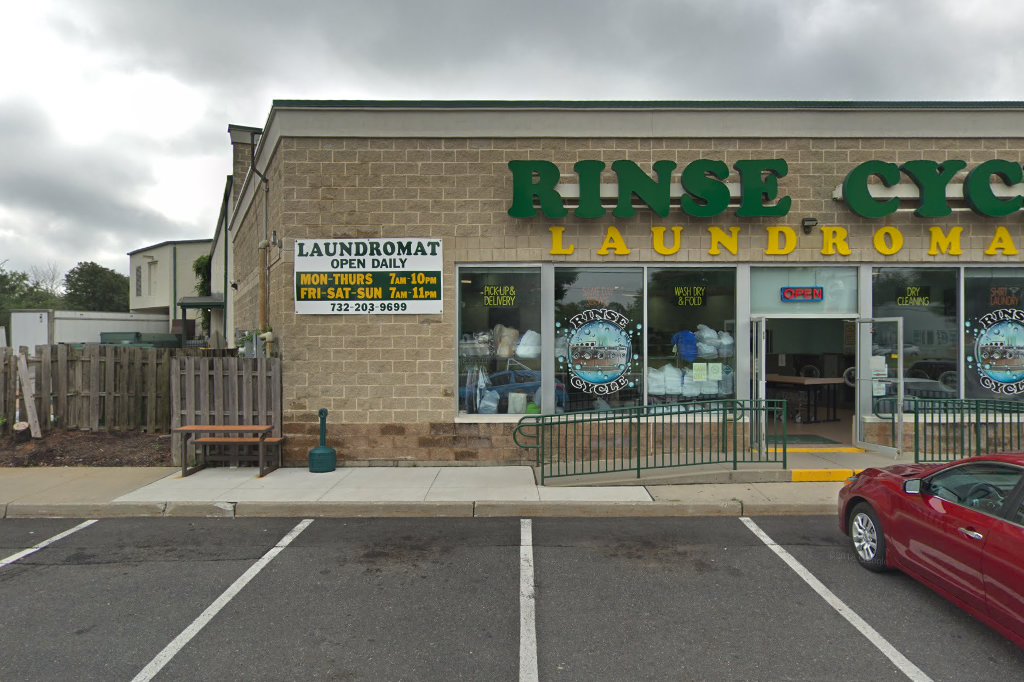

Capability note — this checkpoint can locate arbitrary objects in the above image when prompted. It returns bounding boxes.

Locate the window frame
[554,265,647,414]
[645,265,739,406]
[963,267,1024,402]
[456,263,740,418]
[872,266,960,396]
[455,264,544,418]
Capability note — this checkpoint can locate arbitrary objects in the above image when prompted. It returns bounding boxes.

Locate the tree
[63,261,129,312]
[0,261,65,340]
[192,254,212,335]
[22,262,64,311]
[29,263,64,297]
[0,261,30,332]
[18,283,63,311]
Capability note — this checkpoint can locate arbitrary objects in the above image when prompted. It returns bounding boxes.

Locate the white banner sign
[294,238,443,315]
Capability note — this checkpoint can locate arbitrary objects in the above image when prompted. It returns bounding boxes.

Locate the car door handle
[958,528,984,541]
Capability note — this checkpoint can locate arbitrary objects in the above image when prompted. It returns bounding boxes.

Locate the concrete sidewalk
[0,463,857,519]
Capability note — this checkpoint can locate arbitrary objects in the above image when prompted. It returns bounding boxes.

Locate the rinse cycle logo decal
[557,308,640,395]
[966,308,1024,395]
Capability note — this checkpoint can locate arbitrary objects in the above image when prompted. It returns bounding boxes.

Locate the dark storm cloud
[7,0,1024,278]
[0,101,191,267]
[62,0,1023,101]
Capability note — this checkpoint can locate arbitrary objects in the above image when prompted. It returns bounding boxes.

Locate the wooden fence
[0,345,246,436]
[170,355,282,463]
[0,348,17,432]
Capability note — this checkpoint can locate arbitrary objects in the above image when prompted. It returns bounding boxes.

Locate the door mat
[769,434,841,445]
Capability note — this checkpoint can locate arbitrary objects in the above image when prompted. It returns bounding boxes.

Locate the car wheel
[849,503,888,572]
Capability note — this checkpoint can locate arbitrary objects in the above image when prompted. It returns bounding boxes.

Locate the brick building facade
[223,102,1024,465]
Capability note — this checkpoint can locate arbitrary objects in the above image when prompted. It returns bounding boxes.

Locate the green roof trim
[272,99,1024,110]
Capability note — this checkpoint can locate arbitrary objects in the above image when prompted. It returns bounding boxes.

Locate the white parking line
[0,520,97,569]
[740,517,933,682]
[520,518,538,682]
[131,518,314,682]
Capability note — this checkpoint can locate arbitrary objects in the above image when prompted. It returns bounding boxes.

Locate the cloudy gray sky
[2,0,1023,278]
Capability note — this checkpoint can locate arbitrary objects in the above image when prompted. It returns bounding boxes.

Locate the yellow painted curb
[791,469,855,482]
[772,447,866,453]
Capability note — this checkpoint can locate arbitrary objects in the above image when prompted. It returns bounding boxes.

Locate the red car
[838,454,1024,649]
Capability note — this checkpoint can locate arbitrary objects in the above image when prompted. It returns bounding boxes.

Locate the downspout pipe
[250,132,271,340]
[173,245,182,348]
[172,245,177,322]
[220,178,231,343]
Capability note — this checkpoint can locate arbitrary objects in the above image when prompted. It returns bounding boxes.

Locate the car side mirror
[904,479,922,495]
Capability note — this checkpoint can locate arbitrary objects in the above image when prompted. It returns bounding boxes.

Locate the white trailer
[9,309,170,354]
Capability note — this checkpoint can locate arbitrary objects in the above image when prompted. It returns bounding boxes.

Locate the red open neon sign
[780,286,824,302]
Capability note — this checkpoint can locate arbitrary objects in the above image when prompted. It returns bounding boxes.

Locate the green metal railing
[872,396,900,446]
[513,399,787,482]
[912,398,1024,463]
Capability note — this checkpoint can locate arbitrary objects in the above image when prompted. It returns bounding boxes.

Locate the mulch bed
[0,430,174,467]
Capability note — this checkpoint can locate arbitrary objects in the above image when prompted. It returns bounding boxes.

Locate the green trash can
[308,408,337,472]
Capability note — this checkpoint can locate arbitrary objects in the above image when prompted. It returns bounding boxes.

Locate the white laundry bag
[718,331,735,358]
[682,369,701,397]
[663,364,684,394]
[516,329,542,359]
[647,366,666,395]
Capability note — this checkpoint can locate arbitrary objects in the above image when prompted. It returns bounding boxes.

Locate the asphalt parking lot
[1,516,1021,681]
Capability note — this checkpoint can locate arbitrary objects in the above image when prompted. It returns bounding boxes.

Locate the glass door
[854,317,904,456]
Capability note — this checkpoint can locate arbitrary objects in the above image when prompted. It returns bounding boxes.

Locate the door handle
[958,528,984,541]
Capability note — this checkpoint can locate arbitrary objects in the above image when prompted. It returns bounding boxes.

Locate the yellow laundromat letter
[821,226,852,256]
[549,226,575,255]
[652,226,684,255]
[708,226,740,256]
[597,226,631,256]
[928,226,963,256]
[765,226,797,255]
[873,226,904,256]
[985,226,1019,256]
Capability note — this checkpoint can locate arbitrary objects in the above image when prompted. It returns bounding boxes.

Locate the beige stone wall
[232,151,286,334]
[231,140,253,207]
[279,422,526,467]
[230,135,1024,464]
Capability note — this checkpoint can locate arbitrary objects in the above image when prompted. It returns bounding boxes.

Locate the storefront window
[647,268,736,403]
[964,268,1024,401]
[555,268,644,413]
[873,268,958,395]
[751,267,858,315]
[457,268,542,415]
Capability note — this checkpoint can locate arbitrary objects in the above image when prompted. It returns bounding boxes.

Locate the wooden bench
[174,425,284,477]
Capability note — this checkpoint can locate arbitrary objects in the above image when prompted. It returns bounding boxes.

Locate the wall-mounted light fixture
[230,281,238,290]
[801,217,819,235]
